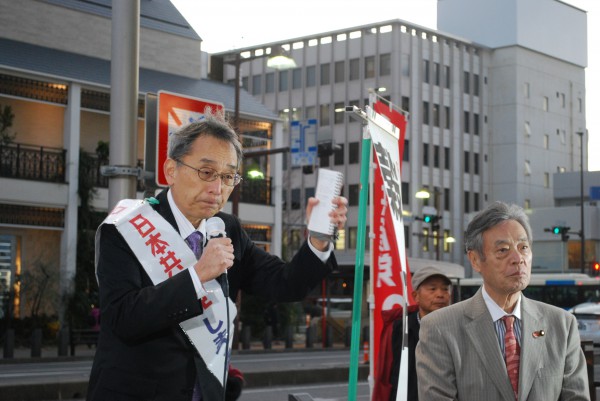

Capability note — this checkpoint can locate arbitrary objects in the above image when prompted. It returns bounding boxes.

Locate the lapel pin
[532,330,545,338]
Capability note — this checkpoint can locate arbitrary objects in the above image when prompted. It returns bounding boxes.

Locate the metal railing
[0,143,66,183]
[239,176,272,205]
[0,142,273,206]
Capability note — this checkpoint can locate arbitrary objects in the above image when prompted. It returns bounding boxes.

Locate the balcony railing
[239,177,272,205]
[0,143,66,183]
[0,142,272,206]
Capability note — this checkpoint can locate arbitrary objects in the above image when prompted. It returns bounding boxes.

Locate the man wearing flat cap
[388,265,452,401]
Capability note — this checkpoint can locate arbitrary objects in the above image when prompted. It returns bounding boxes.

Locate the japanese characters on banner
[96,200,236,388]
[369,101,413,381]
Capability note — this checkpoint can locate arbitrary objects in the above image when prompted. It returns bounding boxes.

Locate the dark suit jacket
[416,289,589,401]
[87,190,336,401]
[389,311,420,401]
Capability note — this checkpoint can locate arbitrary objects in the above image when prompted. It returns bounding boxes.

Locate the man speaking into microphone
[87,111,348,401]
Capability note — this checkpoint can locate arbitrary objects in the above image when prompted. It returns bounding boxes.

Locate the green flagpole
[348,130,371,401]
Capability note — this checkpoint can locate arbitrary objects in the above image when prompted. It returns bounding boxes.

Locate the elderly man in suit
[87,112,348,401]
[416,201,589,401]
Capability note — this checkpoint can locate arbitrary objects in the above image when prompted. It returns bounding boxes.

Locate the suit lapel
[518,297,544,401]
[464,290,516,401]
[154,189,179,232]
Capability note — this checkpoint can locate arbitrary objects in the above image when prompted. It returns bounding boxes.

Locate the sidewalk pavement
[0,342,369,401]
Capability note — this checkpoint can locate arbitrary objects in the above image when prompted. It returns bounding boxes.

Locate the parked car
[569,302,600,345]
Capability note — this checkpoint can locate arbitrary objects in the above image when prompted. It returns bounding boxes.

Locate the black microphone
[205,217,229,297]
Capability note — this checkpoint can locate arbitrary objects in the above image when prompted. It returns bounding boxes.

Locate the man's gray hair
[167,109,243,168]
[464,201,532,259]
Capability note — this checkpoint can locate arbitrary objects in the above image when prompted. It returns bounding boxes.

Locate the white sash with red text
[96,199,236,387]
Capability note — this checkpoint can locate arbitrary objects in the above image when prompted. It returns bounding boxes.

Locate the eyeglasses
[175,159,242,187]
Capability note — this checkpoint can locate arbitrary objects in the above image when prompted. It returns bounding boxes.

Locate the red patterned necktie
[502,315,520,399]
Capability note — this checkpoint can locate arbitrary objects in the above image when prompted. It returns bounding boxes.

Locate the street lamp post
[576,131,585,274]
[224,46,296,217]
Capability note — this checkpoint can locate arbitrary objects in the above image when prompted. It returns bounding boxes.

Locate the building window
[544,172,550,188]
[401,53,410,76]
[320,104,330,126]
[445,106,451,129]
[265,72,275,93]
[365,56,375,78]
[434,62,440,86]
[524,160,531,176]
[349,141,359,164]
[464,191,470,213]
[292,68,302,89]
[463,71,470,94]
[335,61,345,83]
[473,192,480,211]
[423,101,430,125]
[403,139,410,162]
[252,75,262,95]
[444,147,450,170]
[423,143,429,166]
[349,58,360,80]
[320,63,330,85]
[474,74,480,96]
[433,104,440,127]
[334,144,345,165]
[423,60,430,83]
[402,96,410,113]
[402,182,409,207]
[474,153,479,175]
[464,111,470,133]
[291,188,301,210]
[464,151,470,173]
[473,113,479,136]
[434,145,440,168]
[279,70,288,91]
[524,121,531,137]
[349,184,360,206]
[444,65,451,88]
[444,187,450,211]
[334,102,345,124]
[542,96,549,111]
[242,76,248,91]
[380,53,391,76]
[524,82,530,98]
[306,66,316,87]
[320,152,330,167]
[306,106,316,120]
[544,134,549,149]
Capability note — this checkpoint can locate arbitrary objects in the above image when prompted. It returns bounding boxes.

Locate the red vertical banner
[370,101,413,387]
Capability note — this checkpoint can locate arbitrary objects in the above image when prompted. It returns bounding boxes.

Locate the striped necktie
[502,315,520,399]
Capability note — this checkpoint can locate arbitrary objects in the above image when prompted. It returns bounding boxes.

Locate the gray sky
[172,0,599,171]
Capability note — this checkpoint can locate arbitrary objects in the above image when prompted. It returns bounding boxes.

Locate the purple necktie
[185,231,203,401]
[185,231,204,260]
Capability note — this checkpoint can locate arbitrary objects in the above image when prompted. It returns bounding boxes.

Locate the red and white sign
[156,91,224,187]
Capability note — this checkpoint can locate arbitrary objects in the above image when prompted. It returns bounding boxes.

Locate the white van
[570,302,600,344]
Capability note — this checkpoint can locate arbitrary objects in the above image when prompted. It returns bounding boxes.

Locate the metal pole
[231,54,241,217]
[435,190,440,261]
[108,0,140,209]
[348,134,371,401]
[578,131,585,274]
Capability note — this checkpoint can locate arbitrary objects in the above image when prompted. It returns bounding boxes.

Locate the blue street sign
[290,119,318,167]
[590,186,600,200]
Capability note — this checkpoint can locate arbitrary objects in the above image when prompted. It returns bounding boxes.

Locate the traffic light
[548,226,570,242]
[593,262,600,276]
